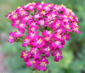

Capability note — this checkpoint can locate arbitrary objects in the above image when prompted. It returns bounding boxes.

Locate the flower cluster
[6,2,81,71]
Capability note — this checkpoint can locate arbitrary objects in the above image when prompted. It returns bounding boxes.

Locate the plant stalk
[33,70,38,73]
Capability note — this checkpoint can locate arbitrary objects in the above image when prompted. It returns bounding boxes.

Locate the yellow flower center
[45,6,47,8]
[58,34,61,38]
[12,11,14,13]
[61,4,63,6]
[67,19,68,22]
[20,7,23,10]
[21,10,24,13]
[56,53,59,57]
[48,31,51,34]
[13,15,15,17]
[16,20,19,23]
[42,10,44,13]
[43,21,44,23]
[25,39,27,41]
[32,2,35,4]
[47,48,50,51]
[49,15,51,18]
[67,12,69,15]
[70,16,73,19]
[76,27,79,30]
[67,25,69,28]
[32,50,34,52]
[39,39,42,43]
[41,1,44,4]
[58,23,59,26]
[55,5,57,7]
[27,16,29,19]
[66,15,68,17]
[43,62,46,66]
[33,27,34,30]
[33,61,36,63]
[48,4,51,7]
[28,3,31,4]
[59,30,61,33]
[70,9,72,12]
[23,53,26,57]
[75,23,78,26]
[9,36,12,39]
[18,6,20,8]
[20,24,23,27]
[76,17,78,20]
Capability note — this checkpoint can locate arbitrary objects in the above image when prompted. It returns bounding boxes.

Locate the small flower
[11,19,20,27]
[16,22,27,30]
[8,32,16,43]
[22,35,32,47]
[42,45,52,57]
[28,25,38,32]
[72,26,81,34]
[21,50,28,62]
[26,59,37,67]
[52,50,63,62]
[52,40,63,49]
[33,13,40,19]
[15,29,24,38]
[63,33,70,40]
[37,56,49,71]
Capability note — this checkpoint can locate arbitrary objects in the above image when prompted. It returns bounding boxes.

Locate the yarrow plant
[5,2,81,72]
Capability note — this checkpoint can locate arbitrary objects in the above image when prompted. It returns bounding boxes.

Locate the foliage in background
[0,0,85,73]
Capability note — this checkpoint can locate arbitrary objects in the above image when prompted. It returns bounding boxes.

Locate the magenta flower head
[6,2,81,71]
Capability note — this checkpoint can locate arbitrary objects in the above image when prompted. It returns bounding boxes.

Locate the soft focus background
[0,0,85,73]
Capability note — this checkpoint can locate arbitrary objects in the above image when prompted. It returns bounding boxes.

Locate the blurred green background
[0,0,85,73]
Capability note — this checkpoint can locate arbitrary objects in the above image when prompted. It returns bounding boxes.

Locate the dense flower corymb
[6,2,81,71]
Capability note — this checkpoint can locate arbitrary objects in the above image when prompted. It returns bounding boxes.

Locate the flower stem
[33,70,38,73]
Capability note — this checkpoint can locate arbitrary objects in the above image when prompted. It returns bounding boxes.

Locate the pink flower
[9,12,18,20]
[6,2,81,71]
[54,33,63,40]
[37,56,49,71]
[21,50,28,62]
[42,30,53,37]
[72,26,81,34]
[36,3,43,11]
[33,13,41,19]
[32,36,46,48]
[14,29,24,38]
[63,33,70,40]
[43,4,51,11]
[28,25,38,32]
[52,40,63,49]
[22,35,32,47]
[64,24,72,32]
[22,15,30,23]
[26,59,38,67]
[41,45,52,57]
[16,22,27,30]
[5,12,11,19]
[19,9,28,15]
[25,4,34,11]
[30,47,42,59]
[8,32,16,43]
[52,50,63,62]
[11,19,20,27]
[28,31,39,38]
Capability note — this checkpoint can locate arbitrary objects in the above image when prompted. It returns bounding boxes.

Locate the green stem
[33,70,38,73]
